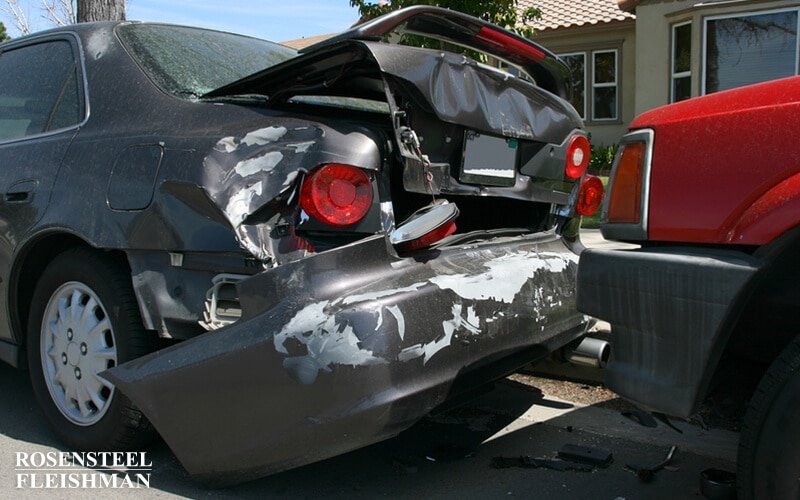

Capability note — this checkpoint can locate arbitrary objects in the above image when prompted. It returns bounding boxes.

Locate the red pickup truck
[577,75,800,500]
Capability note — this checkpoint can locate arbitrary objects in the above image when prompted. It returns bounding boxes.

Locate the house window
[592,50,618,121]
[671,22,692,102]
[559,49,618,122]
[560,53,586,118]
[704,9,799,94]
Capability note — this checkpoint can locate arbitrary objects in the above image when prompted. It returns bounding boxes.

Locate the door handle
[4,179,38,204]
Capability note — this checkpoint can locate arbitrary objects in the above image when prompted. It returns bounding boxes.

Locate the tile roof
[282,1,636,48]
[519,0,636,32]
[281,33,335,50]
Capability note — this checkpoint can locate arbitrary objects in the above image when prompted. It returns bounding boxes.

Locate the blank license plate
[460,131,517,187]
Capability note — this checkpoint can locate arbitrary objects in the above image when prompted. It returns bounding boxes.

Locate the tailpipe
[565,337,610,368]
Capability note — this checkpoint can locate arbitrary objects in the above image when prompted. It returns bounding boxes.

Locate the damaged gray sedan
[0,6,602,484]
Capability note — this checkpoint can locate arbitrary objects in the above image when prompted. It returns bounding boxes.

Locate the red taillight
[300,164,373,226]
[606,142,645,224]
[472,27,545,64]
[566,134,591,179]
[398,220,457,253]
[577,175,604,216]
[391,200,459,253]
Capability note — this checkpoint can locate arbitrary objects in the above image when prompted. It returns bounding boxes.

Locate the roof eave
[532,17,636,36]
[617,0,641,12]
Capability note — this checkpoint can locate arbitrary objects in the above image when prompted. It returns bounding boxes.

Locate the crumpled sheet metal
[268,240,573,385]
[365,41,580,144]
[104,233,584,484]
[207,39,580,150]
[202,120,383,261]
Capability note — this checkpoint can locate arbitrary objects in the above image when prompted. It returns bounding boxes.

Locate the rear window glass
[117,24,297,98]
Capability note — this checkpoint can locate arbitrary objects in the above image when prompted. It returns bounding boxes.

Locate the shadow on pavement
[1,362,736,499]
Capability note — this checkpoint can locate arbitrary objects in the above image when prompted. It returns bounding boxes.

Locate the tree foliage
[0,21,9,41]
[349,0,540,38]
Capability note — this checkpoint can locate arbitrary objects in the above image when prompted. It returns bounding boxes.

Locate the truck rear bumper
[577,247,762,416]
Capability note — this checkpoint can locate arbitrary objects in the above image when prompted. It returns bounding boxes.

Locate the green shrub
[589,143,618,176]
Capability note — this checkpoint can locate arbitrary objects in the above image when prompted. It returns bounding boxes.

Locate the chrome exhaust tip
[565,337,610,368]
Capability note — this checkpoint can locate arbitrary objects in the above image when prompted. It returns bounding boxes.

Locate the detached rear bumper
[104,233,586,484]
[577,247,762,417]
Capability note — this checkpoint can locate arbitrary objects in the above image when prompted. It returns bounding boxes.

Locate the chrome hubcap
[40,282,117,426]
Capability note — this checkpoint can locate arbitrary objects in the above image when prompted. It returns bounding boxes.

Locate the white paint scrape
[233,151,284,177]
[224,181,263,223]
[273,250,577,381]
[275,302,388,385]
[429,251,573,303]
[241,126,288,146]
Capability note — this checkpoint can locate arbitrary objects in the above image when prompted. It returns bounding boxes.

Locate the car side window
[0,39,84,142]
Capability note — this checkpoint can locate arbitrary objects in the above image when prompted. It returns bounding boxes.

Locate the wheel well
[696,230,800,433]
[12,234,130,348]
[727,227,800,364]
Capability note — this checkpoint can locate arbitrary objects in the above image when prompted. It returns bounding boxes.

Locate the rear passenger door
[0,34,85,344]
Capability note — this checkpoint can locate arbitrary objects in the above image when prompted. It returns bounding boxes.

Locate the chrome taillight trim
[600,128,654,242]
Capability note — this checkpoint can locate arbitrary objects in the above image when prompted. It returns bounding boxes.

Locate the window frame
[559,51,587,119]
[558,47,621,124]
[591,49,619,122]
[0,32,89,145]
[671,21,692,103]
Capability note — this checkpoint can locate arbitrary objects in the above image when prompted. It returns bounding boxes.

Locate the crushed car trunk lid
[204,42,579,146]
[202,31,583,208]
[206,5,572,102]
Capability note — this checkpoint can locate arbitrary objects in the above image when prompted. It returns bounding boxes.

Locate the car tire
[27,248,155,450]
[737,335,800,500]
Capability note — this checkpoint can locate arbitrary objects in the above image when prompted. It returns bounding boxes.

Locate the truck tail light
[606,142,645,224]
[566,134,591,180]
[577,175,604,216]
[300,164,373,226]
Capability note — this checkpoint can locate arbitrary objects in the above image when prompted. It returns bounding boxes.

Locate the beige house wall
[633,0,800,115]
[534,22,636,146]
